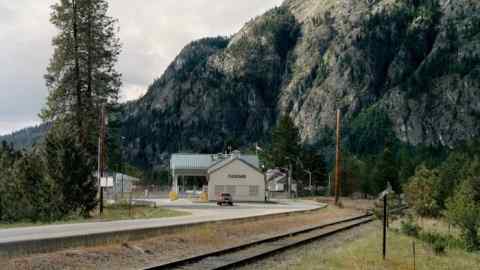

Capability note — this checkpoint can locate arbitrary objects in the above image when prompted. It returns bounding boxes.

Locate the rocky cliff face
[121,0,480,168]
[282,0,480,147]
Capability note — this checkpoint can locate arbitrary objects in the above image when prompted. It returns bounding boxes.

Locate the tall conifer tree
[42,0,121,155]
[41,0,121,214]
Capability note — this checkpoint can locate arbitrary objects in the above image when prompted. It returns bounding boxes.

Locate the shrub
[404,165,441,217]
[401,219,421,237]
[445,179,480,251]
[432,238,447,255]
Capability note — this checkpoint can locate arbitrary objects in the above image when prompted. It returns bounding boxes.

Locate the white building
[170,151,266,202]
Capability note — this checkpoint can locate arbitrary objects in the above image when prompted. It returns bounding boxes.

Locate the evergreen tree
[45,126,97,217]
[341,153,368,196]
[40,0,121,215]
[371,142,400,194]
[270,115,302,168]
[42,0,121,155]
[107,105,123,173]
[301,146,327,188]
[13,149,63,222]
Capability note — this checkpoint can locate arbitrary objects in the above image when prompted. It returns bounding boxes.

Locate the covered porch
[170,154,216,195]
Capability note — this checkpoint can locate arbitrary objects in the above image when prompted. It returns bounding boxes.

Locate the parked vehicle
[217,193,234,206]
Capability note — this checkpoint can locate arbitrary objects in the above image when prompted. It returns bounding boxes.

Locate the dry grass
[271,222,480,270]
[307,196,375,211]
[0,205,188,229]
[1,205,361,270]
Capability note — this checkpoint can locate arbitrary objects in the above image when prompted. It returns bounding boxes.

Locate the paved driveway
[0,200,324,245]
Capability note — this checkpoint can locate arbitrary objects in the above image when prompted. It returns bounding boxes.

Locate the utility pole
[98,104,107,215]
[335,109,341,205]
[288,163,292,199]
[383,194,388,260]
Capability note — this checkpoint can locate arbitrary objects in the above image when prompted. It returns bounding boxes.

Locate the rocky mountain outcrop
[281,0,480,147]
[121,0,480,168]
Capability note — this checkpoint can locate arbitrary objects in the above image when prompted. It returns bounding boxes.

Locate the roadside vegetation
[286,222,480,270]
[0,0,121,225]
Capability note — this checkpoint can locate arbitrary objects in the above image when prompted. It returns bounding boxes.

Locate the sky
[0,0,284,136]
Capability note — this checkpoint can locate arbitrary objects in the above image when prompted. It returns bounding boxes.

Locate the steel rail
[143,213,374,270]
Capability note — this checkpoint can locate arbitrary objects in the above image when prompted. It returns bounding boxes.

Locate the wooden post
[412,241,416,270]
[100,187,104,214]
[288,163,292,199]
[98,104,107,215]
[383,195,388,260]
[335,109,341,205]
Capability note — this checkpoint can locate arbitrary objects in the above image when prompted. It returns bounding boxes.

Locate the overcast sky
[0,0,284,135]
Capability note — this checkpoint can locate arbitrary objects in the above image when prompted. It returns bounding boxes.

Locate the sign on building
[100,177,114,187]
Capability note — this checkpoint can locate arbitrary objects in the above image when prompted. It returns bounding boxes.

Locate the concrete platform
[0,200,325,257]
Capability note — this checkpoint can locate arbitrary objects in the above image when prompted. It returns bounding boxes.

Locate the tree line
[0,0,121,223]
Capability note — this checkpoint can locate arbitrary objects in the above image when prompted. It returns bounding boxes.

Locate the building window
[249,186,259,196]
[226,185,236,195]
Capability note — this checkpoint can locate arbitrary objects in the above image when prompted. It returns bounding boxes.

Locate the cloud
[0,0,284,135]
[120,83,148,102]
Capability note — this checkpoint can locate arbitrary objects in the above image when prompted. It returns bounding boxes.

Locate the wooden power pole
[335,109,341,205]
[98,104,107,215]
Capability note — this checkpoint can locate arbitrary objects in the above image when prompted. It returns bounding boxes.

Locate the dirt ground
[0,198,371,270]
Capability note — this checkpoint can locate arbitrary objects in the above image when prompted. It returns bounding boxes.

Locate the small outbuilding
[170,151,266,202]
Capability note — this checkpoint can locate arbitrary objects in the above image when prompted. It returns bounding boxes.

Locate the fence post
[412,241,416,270]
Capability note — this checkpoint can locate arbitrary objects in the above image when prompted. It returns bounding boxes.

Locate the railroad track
[143,213,375,270]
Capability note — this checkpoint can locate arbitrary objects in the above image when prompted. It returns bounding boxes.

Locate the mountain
[0,123,51,150]
[5,0,480,168]
[121,0,480,168]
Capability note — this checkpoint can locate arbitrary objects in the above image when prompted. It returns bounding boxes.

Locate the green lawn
[0,205,189,229]
[280,223,480,270]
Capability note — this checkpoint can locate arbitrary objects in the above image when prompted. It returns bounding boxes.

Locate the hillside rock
[89,0,480,167]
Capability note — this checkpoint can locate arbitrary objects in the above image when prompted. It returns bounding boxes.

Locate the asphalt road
[0,200,324,244]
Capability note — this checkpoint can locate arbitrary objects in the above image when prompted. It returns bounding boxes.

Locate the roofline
[207,156,263,175]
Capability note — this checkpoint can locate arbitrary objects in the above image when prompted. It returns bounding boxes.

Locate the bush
[401,218,421,237]
[445,179,480,251]
[432,238,447,255]
[418,231,453,255]
[404,165,441,217]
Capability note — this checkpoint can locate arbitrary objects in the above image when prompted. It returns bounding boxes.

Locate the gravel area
[233,221,379,270]
[1,205,365,270]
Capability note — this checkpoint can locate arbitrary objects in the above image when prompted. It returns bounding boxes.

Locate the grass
[280,220,480,270]
[97,204,189,221]
[0,205,189,229]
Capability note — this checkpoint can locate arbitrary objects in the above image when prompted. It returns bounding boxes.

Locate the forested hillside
[0,123,51,150]
[120,0,480,169]
[4,0,480,173]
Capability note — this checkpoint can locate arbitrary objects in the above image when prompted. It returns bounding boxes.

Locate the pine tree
[371,142,400,194]
[13,149,63,222]
[42,0,121,155]
[301,147,327,189]
[270,115,302,168]
[106,105,123,173]
[45,125,97,217]
[40,0,121,215]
